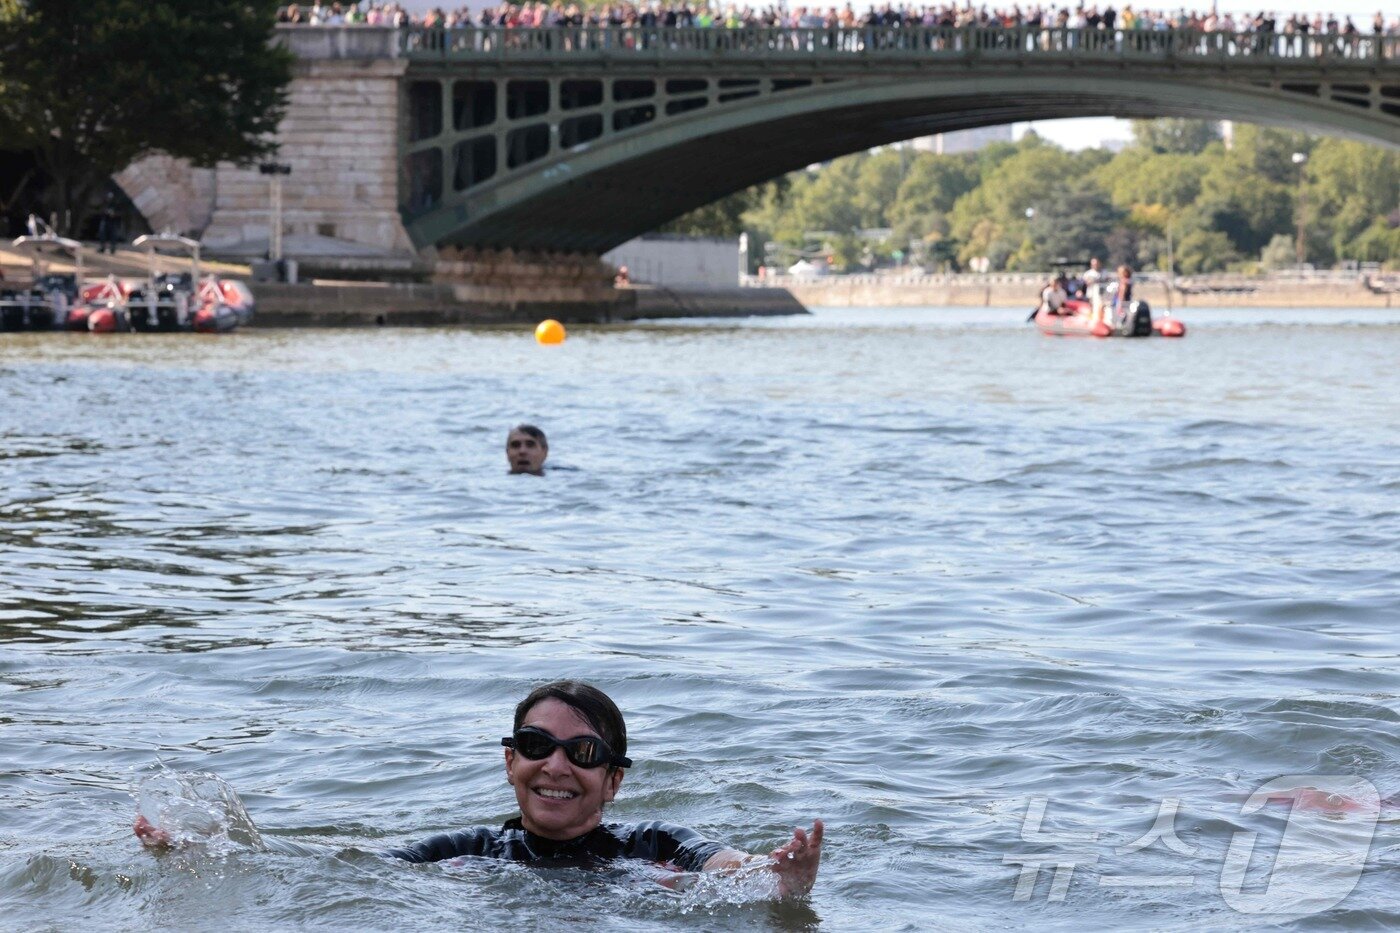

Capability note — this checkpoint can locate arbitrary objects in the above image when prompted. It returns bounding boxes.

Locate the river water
[2,306,1398,930]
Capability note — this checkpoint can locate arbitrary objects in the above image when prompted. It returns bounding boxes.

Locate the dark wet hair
[514,680,627,764]
[510,424,547,449]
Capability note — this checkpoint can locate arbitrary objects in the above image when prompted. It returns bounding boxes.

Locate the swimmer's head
[512,680,628,765]
[507,424,548,475]
[506,680,629,839]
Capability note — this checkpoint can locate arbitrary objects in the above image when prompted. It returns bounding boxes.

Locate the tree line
[662,120,1400,274]
[0,0,290,238]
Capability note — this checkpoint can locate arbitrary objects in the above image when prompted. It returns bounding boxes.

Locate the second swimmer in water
[507,424,548,476]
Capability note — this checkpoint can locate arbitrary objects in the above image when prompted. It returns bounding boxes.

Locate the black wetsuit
[386,818,727,872]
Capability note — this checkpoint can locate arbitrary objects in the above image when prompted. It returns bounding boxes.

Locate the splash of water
[134,764,265,854]
[673,860,782,912]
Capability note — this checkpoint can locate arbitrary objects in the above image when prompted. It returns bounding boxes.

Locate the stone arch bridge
[123,25,1400,267]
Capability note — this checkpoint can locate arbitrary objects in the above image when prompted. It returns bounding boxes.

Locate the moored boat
[126,233,254,334]
[67,277,132,332]
[2,220,82,331]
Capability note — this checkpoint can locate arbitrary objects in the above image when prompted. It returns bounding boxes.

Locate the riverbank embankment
[250,281,805,325]
[1,243,808,324]
[764,273,1399,309]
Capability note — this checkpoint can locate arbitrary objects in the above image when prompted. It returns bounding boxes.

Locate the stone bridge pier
[117,28,421,275]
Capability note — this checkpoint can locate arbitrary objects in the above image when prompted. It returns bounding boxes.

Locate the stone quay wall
[251,282,804,326]
[777,277,1397,309]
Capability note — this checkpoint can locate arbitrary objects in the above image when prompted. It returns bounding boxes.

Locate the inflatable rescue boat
[1033,297,1185,338]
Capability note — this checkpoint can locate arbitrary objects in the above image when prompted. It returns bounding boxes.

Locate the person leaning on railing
[274,4,1400,45]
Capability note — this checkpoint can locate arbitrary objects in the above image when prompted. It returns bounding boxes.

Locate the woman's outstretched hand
[767,818,823,898]
[134,815,173,849]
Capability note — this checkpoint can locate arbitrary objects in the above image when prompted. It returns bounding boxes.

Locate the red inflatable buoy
[1154,317,1186,337]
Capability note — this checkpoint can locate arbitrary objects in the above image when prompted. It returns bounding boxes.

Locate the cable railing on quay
[399,25,1399,64]
[742,269,1393,289]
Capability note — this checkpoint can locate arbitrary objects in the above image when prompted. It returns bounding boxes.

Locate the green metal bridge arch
[394,25,1400,254]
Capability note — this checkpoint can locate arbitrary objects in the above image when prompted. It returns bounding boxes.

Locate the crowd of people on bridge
[278,2,1400,43]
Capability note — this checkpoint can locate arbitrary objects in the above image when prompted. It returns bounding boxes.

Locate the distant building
[909,125,1014,155]
[602,234,741,288]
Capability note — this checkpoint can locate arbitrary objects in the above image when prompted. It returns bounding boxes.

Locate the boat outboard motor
[29,272,76,330]
[0,283,26,331]
[1125,299,1153,337]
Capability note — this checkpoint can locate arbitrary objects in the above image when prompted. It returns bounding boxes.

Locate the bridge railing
[400,25,1397,64]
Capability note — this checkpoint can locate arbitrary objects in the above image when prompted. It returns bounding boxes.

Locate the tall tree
[658,182,784,238]
[1130,119,1222,154]
[1011,178,1126,270]
[0,0,291,234]
[1304,138,1400,263]
[888,152,980,226]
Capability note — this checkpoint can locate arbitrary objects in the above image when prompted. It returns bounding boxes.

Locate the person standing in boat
[1110,265,1135,319]
[1082,257,1104,323]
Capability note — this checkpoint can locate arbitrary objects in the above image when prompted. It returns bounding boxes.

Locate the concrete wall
[603,235,743,289]
[778,278,1398,309]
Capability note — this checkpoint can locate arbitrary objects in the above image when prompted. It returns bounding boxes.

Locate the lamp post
[1165,210,1175,314]
[258,162,292,264]
[1291,152,1308,266]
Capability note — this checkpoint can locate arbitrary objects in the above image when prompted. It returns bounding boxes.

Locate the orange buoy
[535,319,566,345]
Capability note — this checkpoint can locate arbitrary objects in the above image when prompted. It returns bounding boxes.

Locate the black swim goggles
[502,727,632,769]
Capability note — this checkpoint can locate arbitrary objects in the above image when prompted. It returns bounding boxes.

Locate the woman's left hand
[767,818,823,898]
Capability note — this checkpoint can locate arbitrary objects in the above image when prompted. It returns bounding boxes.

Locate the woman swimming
[136,680,824,898]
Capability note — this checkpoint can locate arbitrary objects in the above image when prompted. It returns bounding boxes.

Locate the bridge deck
[399,25,1399,70]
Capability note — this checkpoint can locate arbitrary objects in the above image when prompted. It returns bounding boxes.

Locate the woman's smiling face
[505,698,624,839]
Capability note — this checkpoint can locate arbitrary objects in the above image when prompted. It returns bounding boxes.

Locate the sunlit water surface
[2,306,1398,930]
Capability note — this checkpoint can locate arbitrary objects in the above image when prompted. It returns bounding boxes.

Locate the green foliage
[1097,150,1207,214]
[888,152,980,222]
[1176,229,1239,273]
[948,142,1085,266]
[1130,119,1222,154]
[1193,155,1293,258]
[1229,123,1313,185]
[852,150,907,228]
[1303,138,1400,263]
[827,233,864,272]
[659,182,782,238]
[667,121,1400,273]
[1259,234,1296,270]
[0,0,291,233]
[1347,219,1400,267]
[1011,179,1127,270]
